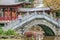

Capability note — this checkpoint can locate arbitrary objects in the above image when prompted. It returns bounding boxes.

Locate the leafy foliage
[0,28,18,36]
[5,29,17,36]
[44,0,60,10]
[0,27,5,35]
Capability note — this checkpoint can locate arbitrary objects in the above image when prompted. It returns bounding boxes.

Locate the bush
[5,29,18,36]
[0,27,18,36]
[0,27,5,36]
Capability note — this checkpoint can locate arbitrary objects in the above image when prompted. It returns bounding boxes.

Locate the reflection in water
[43,36,60,40]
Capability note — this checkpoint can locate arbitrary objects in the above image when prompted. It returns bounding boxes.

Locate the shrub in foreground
[5,29,18,36]
[0,27,18,36]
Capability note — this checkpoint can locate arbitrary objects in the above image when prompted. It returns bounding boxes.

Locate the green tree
[44,0,60,10]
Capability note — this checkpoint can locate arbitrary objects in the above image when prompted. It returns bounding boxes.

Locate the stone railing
[18,8,50,12]
[3,12,60,30]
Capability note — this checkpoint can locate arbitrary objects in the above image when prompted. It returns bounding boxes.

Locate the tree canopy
[44,0,60,10]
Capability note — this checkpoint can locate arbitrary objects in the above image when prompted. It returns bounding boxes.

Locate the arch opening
[38,24,55,36]
[24,24,55,36]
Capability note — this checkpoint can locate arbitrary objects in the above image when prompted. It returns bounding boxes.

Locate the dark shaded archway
[38,24,55,36]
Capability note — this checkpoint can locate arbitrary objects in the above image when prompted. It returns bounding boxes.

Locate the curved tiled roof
[0,0,18,5]
[0,0,31,6]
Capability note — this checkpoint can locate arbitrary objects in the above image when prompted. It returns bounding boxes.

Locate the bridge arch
[38,24,55,36]
[16,19,56,35]
[24,24,55,36]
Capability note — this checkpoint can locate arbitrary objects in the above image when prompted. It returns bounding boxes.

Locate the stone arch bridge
[3,12,60,35]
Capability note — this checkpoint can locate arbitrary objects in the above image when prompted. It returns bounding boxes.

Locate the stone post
[27,11,29,15]
[35,11,37,15]
[53,12,56,18]
[43,10,45,15]
[50,12,53,17]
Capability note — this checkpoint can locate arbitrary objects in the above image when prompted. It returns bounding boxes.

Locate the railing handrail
[12,13,59,29]
[18,8,50,12]
[5,13,35,28]
[4,12,60,30]
[43,13,56,22]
